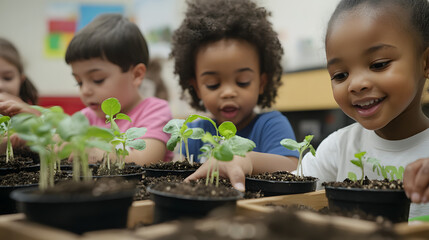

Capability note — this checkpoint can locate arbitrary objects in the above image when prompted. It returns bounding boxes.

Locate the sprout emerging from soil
[281,135,316,178]
[348,151,404,183]
[195,116,255,186]
[163,115,205,164]
[101,98,147,171]
[0,115,14,163]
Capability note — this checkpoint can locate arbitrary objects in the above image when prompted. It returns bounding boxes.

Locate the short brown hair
[65,14,149,72]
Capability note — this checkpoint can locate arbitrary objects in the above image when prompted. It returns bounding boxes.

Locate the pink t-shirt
[81,97,173,162]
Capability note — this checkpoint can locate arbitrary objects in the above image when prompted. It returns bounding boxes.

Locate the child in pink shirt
[65,14,173,164]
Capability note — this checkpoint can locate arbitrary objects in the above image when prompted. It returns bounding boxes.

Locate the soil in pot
[0,147,40,175]
[89,162,144,180]
[135,175,263,201]
[142,160,202,178]
[322,178,410,223]
[11,178,136,234]
[0,170,71,214]
[246,171,317,196]
[148,181,243,223]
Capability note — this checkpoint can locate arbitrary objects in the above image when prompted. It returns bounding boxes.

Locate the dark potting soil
[40,178,135,197]
[92,162,142,176]
[0,170,72,186]
[150,181,242,199]
[0,147,39,168]
[134,175,263,201]
[247,171,317,182]
[143,160,202,171]
[322,177,404,190]
[147,209,398,240]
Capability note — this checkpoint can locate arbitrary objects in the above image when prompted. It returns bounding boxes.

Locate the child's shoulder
[131,97,171,114]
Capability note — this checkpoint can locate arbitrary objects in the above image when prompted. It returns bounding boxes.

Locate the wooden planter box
[1,193,429,240]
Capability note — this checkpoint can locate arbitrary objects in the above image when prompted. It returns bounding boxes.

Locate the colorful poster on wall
[44,3,124,58]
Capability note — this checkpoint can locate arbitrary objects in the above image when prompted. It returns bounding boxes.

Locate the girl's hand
[404,158,429,203]
[185,155,253,192]
[0,92,39,116]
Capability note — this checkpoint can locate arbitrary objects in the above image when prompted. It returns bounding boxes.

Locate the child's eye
[93,79,105,84]
[370,61,391,70]
[237,81,250,87]
[331,72,349,81]
[206,84,220,90]
[76,82,83,87]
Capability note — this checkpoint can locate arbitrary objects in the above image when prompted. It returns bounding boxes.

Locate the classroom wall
[0,0,339,117]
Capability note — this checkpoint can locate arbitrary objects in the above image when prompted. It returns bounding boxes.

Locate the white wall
[0,0,339,117]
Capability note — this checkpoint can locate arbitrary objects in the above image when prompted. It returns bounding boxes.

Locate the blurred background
[5,0,423,148]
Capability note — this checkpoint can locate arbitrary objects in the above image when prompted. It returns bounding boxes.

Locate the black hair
[0,38,38,104]
[326,0,429,51]
[65,14,149,72]
[171,0,284,111]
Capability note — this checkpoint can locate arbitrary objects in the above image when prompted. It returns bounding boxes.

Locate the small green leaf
[125,127,147,140]
[101,98,121,116]
[219,121,236,139]
[163,119,185,134]
[228,136,256,156]
[166,135,181,151]
[183,128,193,138]
[355,151,366,160]
[128,139,146,150]
[350,160,362,168]
[280,139,299,151]
[309,145,316,156]
[214,144,233,161]
[87,140,113,152]
[348,172,357,181]
[189,128,205,139]
[86,127,114,141]
[115,113,132,122]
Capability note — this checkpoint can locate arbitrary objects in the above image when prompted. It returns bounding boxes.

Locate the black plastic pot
[10,186,135,234]
[90,165,144,180]
[0,183,38,214]
[142,168,196,178]
[147,185,243,223]
[0,163,39,176]
[245,177,317,196]
[324,186,411,223]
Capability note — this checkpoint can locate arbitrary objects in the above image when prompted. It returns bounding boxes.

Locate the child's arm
[186,152,298,191]
[0,92,40,116]
[404,158,429,203]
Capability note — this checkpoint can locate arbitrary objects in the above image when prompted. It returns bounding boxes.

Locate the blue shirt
[182,111,299,162]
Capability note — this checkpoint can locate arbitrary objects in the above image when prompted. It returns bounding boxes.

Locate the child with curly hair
[175,0,299,190]
[65,14,173,164]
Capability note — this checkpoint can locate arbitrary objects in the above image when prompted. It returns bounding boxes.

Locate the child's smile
[192,38,266,130]
[326,8,428,139]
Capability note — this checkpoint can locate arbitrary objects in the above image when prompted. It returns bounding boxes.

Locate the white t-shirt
[301,123,429,219]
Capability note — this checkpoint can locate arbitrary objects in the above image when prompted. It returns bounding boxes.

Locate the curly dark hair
[171,0,283,111]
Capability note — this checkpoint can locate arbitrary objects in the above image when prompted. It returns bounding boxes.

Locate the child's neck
[375,111,429,140]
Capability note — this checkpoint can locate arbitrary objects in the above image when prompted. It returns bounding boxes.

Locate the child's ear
[259,73,268,95]
[132,63,147,87]
[190,78,201,99]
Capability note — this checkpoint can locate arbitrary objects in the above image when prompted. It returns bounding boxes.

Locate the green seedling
[348,151,404,183]
[0,115,14,163]
[101,98,147,170]
[163,116,205,164]
[197,117,255,186]
[280,135,316,177]
[57,112,114,181]
[12,106,67,190]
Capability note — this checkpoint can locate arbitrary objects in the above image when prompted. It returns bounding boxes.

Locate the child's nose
[348,75,371,93]
[81,83,93,96]
[220,84,237,98]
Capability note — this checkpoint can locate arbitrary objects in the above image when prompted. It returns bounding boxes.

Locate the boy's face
[71,58,143,118]
[0,57,22,97]
[192,38,266,130]
[326,8,427,138]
